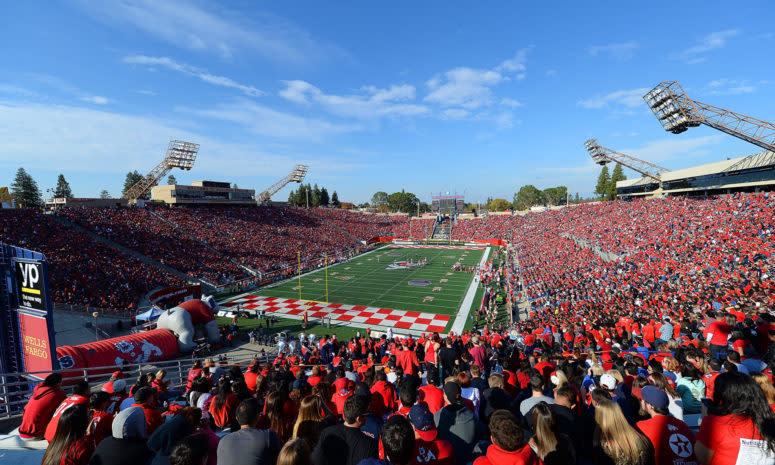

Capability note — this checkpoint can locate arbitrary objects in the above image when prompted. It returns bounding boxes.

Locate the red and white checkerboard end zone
[221,295,450,334]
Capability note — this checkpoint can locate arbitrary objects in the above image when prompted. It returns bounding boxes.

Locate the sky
[1,1,774,204]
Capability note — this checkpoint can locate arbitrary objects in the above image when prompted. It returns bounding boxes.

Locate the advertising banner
[18,312,54,375]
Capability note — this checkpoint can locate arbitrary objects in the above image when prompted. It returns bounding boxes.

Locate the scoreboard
[431,194,464,213]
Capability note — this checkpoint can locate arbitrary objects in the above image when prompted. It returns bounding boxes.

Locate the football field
[222,245,490,334]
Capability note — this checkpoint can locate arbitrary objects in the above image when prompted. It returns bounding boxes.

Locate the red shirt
[418,385,444,414]
[636,415,697,465]
[410,438,455,465]
[697,414,771,465]
[208,393,240,428]
[45,394,89,442]
[19,384,67,439]
[58,437,95,465]
[371,381,398,415]
[90,410,114,445]
[131,403,163,435]
[473,443,538,465]
[397,349,420,376]
[707,321,732,346]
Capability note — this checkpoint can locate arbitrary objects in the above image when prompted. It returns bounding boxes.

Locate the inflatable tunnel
[56,329,179,381]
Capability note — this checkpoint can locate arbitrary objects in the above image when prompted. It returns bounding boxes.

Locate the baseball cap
[639,385,668,410]
[408,404,437,441]
[113,379,127,393]
[112,370,127,379]
[443,381,462,403]
[600,373,617,390]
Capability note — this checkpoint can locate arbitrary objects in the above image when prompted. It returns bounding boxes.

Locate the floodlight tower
[584,139,669,182]
[643,81,775,171]
[256,164,309,204]
[123,140,199,201]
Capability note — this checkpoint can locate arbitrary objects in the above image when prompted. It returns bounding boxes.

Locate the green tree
[167,175,177,185]
[311,184,321,207]
[232,183,239,189]
[287,189,296,205]
[319,187,330,207]
[387,190,418,214]
[512,185,545,210]
[542,186,568,205]
[331,191,340,208]
[595,165,611,199]
[574,192,581,204]
[122,170,145,197]
[11,167,43,208]
[488,198,511,211]
[53,174,73,199]
[371,191,389,208]
[100,189,111,199]
[609,163,626,200]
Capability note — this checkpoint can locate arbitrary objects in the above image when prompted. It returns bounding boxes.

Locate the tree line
[288,183,340,208]
[595,163,626,201]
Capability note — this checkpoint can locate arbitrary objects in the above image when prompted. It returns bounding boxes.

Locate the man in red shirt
[131,387,163,435]
[635,386,698,465]
[418,370,444,414]
[371,371,398,416]
[407,403,454,465]
[19,373,67,439]
[706,314,734,359]
[396,343,419,377]
[44,380,90,442]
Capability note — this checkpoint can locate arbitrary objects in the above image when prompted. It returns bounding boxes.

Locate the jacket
[473,443,538,465]
[19,383,67,439]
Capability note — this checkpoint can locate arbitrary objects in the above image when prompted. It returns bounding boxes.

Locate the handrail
[0,351,271,419]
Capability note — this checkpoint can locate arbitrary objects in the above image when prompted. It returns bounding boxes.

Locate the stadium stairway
[144,209,263,279]
[50,215,216,292]
[561,233,623,262]
[306,208,363,244]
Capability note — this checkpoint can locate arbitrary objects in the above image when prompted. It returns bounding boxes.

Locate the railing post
[178,360,184,391]
[1,375,10,417]
[83,369,89,382]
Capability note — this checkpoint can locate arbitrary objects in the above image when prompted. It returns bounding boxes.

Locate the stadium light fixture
[642,81,701,134]
[583,138,669,183]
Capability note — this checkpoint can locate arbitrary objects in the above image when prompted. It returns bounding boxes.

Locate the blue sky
[1,1,774,203]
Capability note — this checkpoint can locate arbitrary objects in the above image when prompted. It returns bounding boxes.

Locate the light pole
[92,312,99,340]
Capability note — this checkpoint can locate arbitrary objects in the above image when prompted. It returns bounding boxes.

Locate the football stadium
[2,3,775,465]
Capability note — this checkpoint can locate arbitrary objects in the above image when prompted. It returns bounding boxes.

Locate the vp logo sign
[18,262,40,290]
[14,260,47,311]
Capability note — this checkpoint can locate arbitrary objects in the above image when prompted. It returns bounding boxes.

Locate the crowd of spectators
[0,210,178,311]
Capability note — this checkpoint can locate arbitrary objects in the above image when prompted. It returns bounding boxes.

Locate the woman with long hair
[41,404,95,465]
[261,391,293,442]
[529,402,575,465]
[751,372,775,413]
[277,438,311,465]
[594,398,654,465]
[675,363,704,414]
[648,372,683,420]
[208,378,239,430]
[292,395,335,448]
[696,371,775,464]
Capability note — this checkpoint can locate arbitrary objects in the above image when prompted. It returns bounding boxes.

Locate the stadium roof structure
[617,150,775,198]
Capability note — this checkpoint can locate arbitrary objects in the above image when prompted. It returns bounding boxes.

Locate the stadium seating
[0,210,179,311]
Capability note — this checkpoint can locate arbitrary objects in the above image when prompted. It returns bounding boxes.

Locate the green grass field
[258,246,487,316]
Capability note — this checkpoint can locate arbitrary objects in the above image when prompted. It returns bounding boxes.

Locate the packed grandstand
[3,191,775,465]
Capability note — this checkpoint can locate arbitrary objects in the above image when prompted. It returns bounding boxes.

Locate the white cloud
[0,84,37,97]
[587,42,639,60]
[70,0,342,63]
[578,87,650,109]
[496,47,531,74]
[425,49,530,110]
[278,80,428,119]
[500,97,523,108]
[674,29,739,63]
[425,68,504,109]
[705,78,757,95]
[123,55,263,97]
[183,99,359,140]
[81,96,109,104]
[135,89,157,95]
[545,69,557,76]
[441,109,469,119]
